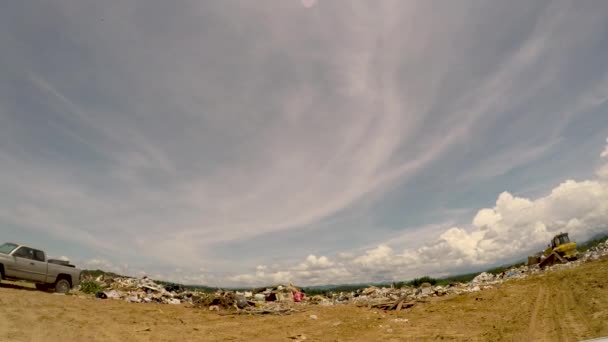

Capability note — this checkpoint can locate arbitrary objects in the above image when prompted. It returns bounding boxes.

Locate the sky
[1,0,607,287]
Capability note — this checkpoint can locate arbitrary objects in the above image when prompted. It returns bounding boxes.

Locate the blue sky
[1,0,608,286]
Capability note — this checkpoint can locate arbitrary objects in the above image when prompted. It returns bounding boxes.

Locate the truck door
[11,247,47,282]
[30,249,48,282]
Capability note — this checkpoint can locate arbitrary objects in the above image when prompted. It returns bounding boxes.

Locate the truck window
[33,249,45,262]
[13,247,34,259]
[0,243,18,254]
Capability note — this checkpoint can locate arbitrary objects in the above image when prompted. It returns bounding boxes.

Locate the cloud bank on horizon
[0,1,607,286]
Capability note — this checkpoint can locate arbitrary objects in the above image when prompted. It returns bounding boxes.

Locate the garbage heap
[309,281,492,311]
[192,284,306,315]
[79,275,200,305]
[80,277,307,315]
[581,240,608,262]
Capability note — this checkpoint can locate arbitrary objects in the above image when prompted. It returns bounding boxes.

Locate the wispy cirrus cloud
[0,1,607,285]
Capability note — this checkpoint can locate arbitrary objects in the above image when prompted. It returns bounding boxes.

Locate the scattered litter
[309,314,318,320]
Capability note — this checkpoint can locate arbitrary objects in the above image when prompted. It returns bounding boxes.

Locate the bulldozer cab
[551,233,570,248]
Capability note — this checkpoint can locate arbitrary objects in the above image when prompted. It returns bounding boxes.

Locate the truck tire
[54,279,71,294]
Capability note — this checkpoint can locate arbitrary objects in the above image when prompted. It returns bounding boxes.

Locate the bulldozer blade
[539,252,567,269]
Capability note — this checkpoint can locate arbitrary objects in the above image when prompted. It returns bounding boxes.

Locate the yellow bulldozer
[528,232,578,268]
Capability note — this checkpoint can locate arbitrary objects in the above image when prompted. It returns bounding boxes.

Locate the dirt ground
[1,258,607,342]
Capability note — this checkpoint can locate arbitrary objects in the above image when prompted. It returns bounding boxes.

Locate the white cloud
[407,178,608,270]
[353,245,395,268]
[226,176,608,286]
[295,255,334,270]
[601,137,608,158]
[597,164,608,179]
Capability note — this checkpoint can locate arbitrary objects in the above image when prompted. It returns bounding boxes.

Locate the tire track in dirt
[527,275,594,342]
[528,285,545,341]
[549,284,566,341]
[555,279,589,341]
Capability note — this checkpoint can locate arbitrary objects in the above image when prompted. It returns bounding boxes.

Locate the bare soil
[1,257,607,341]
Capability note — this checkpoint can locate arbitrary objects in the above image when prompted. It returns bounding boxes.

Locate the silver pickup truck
[0,242,81,293]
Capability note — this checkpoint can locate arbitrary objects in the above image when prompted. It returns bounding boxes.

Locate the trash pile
[79,276,307,315]
[191,284,306,315]
[314,281,493,311]
[581,240,608,262]
[80,275,199,305]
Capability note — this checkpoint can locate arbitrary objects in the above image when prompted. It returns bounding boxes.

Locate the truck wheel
[55,279,71,294]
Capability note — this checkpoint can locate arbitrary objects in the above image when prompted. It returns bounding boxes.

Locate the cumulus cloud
[295,255,334,270]
[598,164,608,179]
[228,171,608,286]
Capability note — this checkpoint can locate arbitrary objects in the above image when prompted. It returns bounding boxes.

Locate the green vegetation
[303,284,373,296]
[407,276,437,287]
[79,280,104,294]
